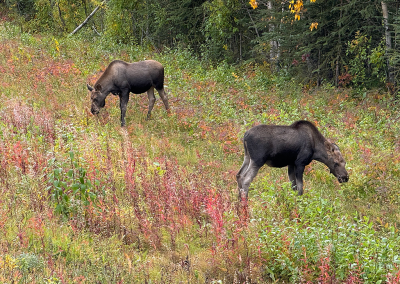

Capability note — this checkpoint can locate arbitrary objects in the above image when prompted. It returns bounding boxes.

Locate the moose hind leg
[236,154,250,189]
[239,160,260,199]
[157,88,170,112]
[288,165,297,191]
[146,87,156,120]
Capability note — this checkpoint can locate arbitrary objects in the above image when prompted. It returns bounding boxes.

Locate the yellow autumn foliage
[249,0,258,9]
[310,22,318,31]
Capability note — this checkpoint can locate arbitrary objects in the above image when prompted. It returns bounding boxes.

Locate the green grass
[0,20,400,283]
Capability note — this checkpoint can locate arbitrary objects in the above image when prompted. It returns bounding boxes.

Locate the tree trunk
[57,2,66,32]
[335,0,343,87]
[268,1,279,69]
[381,1,394,84]
[82,0,88,17]
[239,32,242,61]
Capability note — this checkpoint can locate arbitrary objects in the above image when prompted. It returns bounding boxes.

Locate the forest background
[0,0,400,283]
[3,0,400,93]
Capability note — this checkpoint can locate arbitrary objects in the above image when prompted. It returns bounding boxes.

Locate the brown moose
[87,59,170,126]
[236,120,349,199]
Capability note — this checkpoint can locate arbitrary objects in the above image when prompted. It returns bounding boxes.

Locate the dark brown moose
[236,120,349,199]
[87,59,170,126]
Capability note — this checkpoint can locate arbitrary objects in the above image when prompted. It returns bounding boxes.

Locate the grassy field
[0,20,400,283]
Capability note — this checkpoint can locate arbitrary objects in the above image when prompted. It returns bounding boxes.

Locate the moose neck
[99,91,109,101]
[297,121,331,167]
[313,139,334,172]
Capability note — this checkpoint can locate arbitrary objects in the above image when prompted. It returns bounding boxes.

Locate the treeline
[2,0,400,93]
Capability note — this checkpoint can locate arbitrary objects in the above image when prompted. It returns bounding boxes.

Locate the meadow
[0,20,399,283]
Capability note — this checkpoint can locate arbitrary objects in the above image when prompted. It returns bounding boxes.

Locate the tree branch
[69,1,106,36]
[246,7,260,38]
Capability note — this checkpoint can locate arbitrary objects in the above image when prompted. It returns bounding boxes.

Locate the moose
[87,59,170,126]
[236,120,349,199]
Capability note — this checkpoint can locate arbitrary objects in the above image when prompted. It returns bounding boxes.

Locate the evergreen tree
[0,0,397,91]
[253,0,388,88]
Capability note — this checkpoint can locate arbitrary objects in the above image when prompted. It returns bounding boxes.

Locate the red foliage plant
[386,267,400,284]
[79,135,240,253]
[338,73,353,88]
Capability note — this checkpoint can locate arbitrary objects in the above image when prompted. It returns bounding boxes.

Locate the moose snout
[91,107,99,115]
[338,175,349,183]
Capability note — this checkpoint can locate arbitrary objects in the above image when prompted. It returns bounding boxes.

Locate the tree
[251,0,389,88]
[391,7,400,95]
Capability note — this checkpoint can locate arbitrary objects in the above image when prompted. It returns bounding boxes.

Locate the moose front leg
[294,165,305,196]
[119,93,129,127]
[288,165,297,191]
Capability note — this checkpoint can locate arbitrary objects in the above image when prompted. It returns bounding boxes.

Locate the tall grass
[0,21,399,283]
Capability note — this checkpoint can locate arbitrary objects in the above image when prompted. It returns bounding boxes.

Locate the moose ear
[324,140,335,153]
[87,84,94,91]
[94,84,102,92]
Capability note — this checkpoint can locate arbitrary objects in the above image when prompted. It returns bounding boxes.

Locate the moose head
[87,84,106,115]
[324,140,349,184]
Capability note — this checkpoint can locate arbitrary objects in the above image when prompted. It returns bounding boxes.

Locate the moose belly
[264,153,296,168]
[129,81,153,94]
[265,160,289,168]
